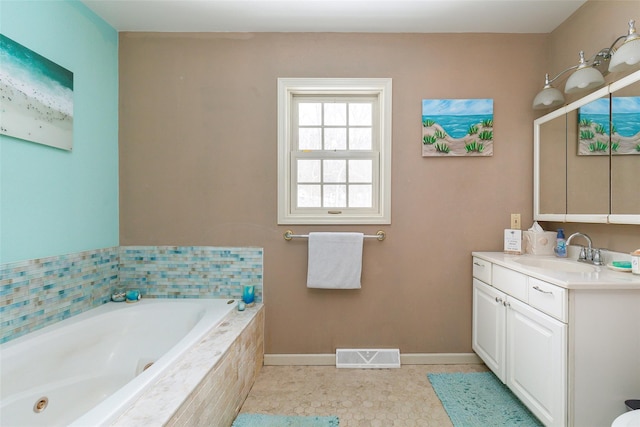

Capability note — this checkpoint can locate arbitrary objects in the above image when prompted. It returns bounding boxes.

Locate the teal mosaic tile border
[0,246,264,344]
[0,247,119,344]
[119,246,263,302]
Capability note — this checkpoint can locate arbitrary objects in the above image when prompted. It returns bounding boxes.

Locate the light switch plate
[511,213,521,230]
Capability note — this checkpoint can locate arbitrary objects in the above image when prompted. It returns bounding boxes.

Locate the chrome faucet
[566,232,603,265]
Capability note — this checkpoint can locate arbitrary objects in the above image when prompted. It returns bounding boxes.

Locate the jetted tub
[0,298,237,427]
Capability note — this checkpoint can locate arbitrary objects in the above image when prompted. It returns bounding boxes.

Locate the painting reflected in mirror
[577,97,610,155]
[577,96,640,155]
[611,96,640,155]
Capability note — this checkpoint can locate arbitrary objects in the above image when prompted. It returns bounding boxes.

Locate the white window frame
[277,78,392,225]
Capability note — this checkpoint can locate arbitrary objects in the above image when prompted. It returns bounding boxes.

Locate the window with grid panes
[277,78,392,224]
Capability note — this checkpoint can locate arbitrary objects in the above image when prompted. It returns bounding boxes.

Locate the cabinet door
[506,297,567,427]
[472,278,506,382]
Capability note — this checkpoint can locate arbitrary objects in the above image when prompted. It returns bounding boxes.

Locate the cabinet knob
[474,262,484,267]
[495,296,503,303]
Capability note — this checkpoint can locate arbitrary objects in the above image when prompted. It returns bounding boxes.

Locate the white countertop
[472,251,640,290]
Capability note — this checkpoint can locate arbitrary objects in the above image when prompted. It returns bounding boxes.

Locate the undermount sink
[512,257,598,273]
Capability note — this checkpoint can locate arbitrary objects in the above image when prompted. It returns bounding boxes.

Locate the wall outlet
[511,213,521,230]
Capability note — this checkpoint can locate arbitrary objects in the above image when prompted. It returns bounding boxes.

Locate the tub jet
[33,397,48,413]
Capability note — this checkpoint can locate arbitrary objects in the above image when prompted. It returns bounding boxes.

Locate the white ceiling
[81,0,587,33]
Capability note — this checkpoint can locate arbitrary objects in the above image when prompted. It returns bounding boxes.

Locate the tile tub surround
[0,247,119,343]
[119,246,263,301]
[112,304,264,427]
[1,245,263,344]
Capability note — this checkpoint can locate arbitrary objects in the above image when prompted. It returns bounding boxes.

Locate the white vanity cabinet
[472,260,566,427]
[472,252,640,427]
[472,278,506,381]
[506,296,566,427]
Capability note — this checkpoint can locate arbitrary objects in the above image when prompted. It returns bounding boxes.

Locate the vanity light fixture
[532,50,608,110]
[533,19,640,110]
[564,51,605,94]
[608,19,640,73]
[532,73,565,110]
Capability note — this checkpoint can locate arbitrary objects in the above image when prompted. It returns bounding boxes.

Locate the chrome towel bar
[283,230,386,241]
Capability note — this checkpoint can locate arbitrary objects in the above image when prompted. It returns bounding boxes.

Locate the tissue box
[523,231,556,256]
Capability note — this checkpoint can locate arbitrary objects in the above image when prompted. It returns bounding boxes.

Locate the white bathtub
[0,298,237,427]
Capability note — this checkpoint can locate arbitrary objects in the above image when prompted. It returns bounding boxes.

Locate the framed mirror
[609,74,640,224]
[534,109,566,220]
[533,69,640,224]
[566,90,609,220]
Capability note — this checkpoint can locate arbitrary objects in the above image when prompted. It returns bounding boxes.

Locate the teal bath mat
[428,372,543,427]
[232,413,339,427]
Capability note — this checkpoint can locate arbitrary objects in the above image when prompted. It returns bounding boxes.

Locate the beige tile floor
[239,364,488,427]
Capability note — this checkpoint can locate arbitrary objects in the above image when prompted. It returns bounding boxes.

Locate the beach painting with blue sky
[0,34,73,150]
[422,98,493,157]
[578,96,640,155]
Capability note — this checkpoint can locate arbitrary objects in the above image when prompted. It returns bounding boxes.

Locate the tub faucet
[566,232,603,265]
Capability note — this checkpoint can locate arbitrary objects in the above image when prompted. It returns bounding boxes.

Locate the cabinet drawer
[528,277,567,322]
[493,265,527,302]
[473,257,492,283]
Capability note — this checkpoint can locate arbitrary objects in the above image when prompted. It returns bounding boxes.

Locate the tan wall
[119,31,547,354]
[542,1,640,251]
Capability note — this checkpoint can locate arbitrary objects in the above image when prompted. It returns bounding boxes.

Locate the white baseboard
[401,353,482,365]
[263,353,483,366]
[264,354,335,366]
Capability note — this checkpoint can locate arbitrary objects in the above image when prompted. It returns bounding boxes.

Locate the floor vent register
[335,349,401,369]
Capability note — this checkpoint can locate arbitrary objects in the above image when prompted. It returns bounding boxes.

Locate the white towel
[306,232,364,289]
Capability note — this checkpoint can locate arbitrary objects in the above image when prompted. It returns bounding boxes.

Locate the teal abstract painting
[0,34,73,150]
[422,98,493,157]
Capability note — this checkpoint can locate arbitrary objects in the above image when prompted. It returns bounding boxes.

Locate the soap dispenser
[555,228,567,258]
